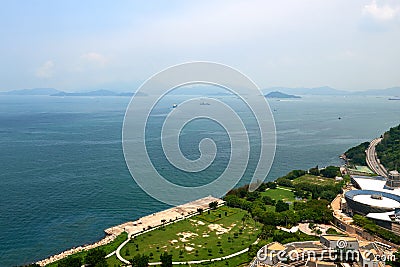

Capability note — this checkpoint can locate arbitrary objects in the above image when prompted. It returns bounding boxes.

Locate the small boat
[172,103,178,108]
[389,97,400,100]
[200,102,210,105]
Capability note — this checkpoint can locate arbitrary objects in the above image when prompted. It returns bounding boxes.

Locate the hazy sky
[1,0,400,91]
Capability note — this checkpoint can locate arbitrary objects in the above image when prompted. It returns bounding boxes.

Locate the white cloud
[81,52,108,67]
[363,0,400,21]
[36,60,54,78]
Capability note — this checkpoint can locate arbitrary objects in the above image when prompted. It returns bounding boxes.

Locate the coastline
[36,196,223,266]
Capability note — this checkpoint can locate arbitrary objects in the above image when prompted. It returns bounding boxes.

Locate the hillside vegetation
[376,124,400,172]
[344,142,369,166]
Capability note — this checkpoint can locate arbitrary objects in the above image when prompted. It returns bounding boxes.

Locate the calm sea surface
[0,95,399,266]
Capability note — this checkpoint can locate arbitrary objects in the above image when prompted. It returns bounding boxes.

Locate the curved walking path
[115,233,132,264]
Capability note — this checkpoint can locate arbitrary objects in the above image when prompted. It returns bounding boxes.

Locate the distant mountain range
[0,88,146,97]
[262,86,400,96]
[52,89,139,97]
[0,88,61,95]
[265,91,301,99]
[1,86,400,97]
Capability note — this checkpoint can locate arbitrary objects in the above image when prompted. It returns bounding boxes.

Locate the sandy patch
[208,224,231,235]
[190,219,206,226]
[177,232,198,242]
[185,246,194,252]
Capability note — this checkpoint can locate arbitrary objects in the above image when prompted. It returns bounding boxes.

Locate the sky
[0,0,400,92]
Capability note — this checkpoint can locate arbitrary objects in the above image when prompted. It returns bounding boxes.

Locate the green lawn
[120,207,260,263]
[261,188,295,202]
[106,254,123,267]
[292,174,338,186]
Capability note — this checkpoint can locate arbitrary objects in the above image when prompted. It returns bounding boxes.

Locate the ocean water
[0,95,399,266]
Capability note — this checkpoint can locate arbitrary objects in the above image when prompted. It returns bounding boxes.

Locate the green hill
[344,142,369,166]
[376,124,400,172]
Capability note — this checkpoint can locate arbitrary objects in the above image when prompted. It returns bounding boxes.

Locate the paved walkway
[115,233,132,264]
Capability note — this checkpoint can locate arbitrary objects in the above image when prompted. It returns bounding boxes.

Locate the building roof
[366,211,395,222]
[321,235,357,242]
[267,242,286,251]
[352,176,386,190]
[353,194,400,209]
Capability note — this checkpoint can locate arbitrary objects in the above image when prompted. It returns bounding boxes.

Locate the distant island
[262,86,400,96]
[265,91,301,99]
[0,88,61,95]
[52,89,139,97]
[0,88,146,97]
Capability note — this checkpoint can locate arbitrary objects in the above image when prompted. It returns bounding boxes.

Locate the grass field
[261,187,295,202]
[120,207,260,263]
[292,174,338,186]
[45,207,258,266]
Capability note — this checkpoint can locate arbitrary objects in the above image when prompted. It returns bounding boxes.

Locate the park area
[117,206,260,264]
[261,187,295,202]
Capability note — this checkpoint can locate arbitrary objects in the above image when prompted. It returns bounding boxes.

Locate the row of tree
[130,252,172,267]
[353,215,400,245]
[55,248,107,267]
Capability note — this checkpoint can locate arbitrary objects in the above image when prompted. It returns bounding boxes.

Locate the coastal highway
[366,138,388,177]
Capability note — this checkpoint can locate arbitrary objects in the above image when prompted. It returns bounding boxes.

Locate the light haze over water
[0,95,399,266]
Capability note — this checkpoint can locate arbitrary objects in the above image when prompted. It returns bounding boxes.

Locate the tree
[320,190,337,201]
[283,170,307,180]
[247,191,260,201]
[209,201,218,210]
[85,248,107,267]
[320,166,340,178]
[309,166,320,176]
[197,208,203,214]
[160,252,173,267]
[276,178,293,187]
[241,213,250,227]
[130,254,149,267]
[266,182,277,189]
[256,183,267,192]
[275,200,289,212]
[293,188,309,199]
[262,195,276,205]
[259,225,276,239]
